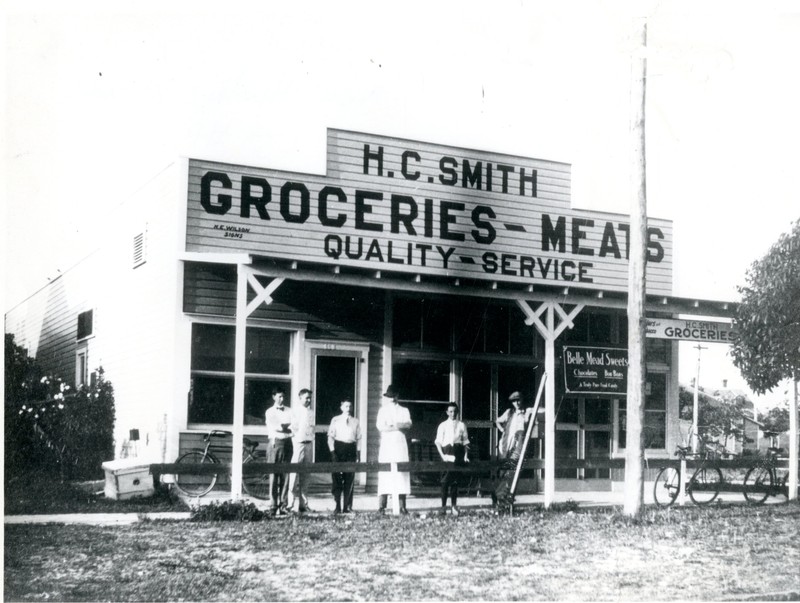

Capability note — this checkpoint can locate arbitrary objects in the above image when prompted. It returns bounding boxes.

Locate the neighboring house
[679,383,760,456]
[5,128,738,496]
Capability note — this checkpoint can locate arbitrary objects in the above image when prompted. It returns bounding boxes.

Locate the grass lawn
[4,503,799,601]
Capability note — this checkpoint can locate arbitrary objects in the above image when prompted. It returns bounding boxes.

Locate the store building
[5,128,735,503]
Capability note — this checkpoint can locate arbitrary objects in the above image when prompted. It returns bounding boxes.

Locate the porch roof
[181,252,739,319]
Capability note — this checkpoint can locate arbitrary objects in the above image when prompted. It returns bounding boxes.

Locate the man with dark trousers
[264,386,293,515]
[327,399,361,513]
[434,402,470,516]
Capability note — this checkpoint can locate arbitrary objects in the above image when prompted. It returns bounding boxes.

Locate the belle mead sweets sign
[185,129,673,294]
[563,346,629,395]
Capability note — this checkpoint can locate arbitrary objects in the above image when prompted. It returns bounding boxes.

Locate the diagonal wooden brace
[245,273,285,316]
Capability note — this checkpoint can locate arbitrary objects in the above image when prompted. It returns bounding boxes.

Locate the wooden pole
[544,307,556,508]
[623,19,648,517]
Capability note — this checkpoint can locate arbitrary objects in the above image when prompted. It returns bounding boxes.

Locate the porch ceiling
[180,253,738,319]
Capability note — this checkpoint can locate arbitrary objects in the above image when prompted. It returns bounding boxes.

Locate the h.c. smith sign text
[185,129,673,294]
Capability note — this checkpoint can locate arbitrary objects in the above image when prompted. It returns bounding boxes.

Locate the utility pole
[692,344,707,453]
[623,18,648,517]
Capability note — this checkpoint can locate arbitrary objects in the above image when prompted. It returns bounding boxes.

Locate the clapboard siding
[6,255,95,381]
[5,162,183,462]
[326,128,573,207]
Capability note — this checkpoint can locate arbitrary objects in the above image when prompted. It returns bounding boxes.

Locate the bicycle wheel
[688,466,723,505]
[174,451,218,497]
[743,466,772,505]
[241,455,270,500]
[653,467,680,507]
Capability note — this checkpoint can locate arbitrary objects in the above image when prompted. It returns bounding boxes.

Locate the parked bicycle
[653,443,724,507]
[743,447,789,505]
[173,430,269,499]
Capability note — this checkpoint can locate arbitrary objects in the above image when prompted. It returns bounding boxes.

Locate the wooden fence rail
[151,457,790,478]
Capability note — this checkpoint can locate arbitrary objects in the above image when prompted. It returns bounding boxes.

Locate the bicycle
[653,443,723,507]
[743,447,789,505]
[173,430,269,499]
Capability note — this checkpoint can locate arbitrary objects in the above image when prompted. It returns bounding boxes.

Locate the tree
[4,333,116,481]
[758,404,790,435]
[730,219,800,394]
[731,218,799,500]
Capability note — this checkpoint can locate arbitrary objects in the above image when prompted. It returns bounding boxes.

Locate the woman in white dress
[376,384,412,514]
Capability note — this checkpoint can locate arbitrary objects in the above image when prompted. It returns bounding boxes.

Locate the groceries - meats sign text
[186,130,673,293]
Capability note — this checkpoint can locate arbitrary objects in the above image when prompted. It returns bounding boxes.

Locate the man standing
[496,391,530,460]
[327,399,361,513]
[264,386,293,515]
[376,384,412,514]
[288,388,315,513]
[435,402,470,516]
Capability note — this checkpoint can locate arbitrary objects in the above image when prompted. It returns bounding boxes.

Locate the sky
[3,0,799,409]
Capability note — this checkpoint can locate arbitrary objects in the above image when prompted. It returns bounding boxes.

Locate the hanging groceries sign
[563,346,629,395]
[646,318,737,344]
[186,129,673,294]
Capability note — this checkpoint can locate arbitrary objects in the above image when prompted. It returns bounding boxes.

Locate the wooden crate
[101,459,155,500]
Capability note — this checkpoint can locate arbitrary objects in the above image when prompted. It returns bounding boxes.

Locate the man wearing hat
[496,391,531,459]
[376,384,412,514]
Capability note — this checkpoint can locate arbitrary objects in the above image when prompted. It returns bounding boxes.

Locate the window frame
[612,368,670,457]
[76,309,94,341]
[75,345,89,388]
[186,317,304,432]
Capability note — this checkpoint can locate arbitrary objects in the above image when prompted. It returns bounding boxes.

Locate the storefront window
[189,323,292,425]
[646,338,670,364]
[562,311,619,344]
[393,297,422,349]
[617,372,667,450]
[393,296,537,355]
[392,359,450,402]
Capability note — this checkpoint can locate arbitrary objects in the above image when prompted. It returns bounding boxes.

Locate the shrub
[5,336,116,482]
[547,499,580,513]
[189,500,266,522]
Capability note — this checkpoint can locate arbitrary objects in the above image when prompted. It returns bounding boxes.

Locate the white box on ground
[101,458,155,500]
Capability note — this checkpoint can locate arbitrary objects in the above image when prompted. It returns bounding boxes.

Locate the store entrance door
[309,345,368,486]
[555,398,612,489]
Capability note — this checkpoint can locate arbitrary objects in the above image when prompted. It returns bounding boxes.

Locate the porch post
[231,264,249,499]
[516,300,583,509]
[230,264,285,500]
[544,308,556,508]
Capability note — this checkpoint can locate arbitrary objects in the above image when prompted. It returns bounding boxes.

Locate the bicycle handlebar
[203,430,260,454]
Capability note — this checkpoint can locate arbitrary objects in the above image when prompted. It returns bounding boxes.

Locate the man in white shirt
[327,399,361,513]
[288,388,315,513]
[435,402,470,516]
[264,386,293,515]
